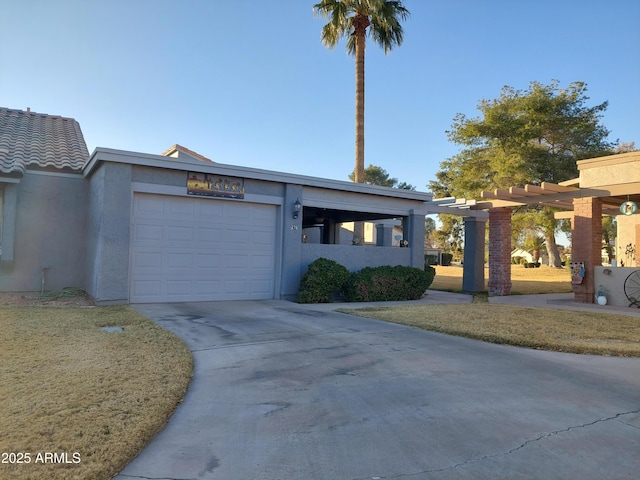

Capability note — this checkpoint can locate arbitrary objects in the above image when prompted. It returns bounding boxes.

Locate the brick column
[488,208,512,296]
[571,197,602,303]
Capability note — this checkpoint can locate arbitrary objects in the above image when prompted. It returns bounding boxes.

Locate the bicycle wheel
[623,270,640,307]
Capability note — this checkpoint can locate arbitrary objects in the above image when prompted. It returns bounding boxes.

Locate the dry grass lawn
[430,264,573,294]
[339,303,640,357]
[0,306,193,480]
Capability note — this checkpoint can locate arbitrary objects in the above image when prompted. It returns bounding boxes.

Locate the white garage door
[130,193,277,303]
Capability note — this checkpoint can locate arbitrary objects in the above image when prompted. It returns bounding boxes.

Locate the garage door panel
[223,279,249,294]
[131,279,162,297]
[197,226,224,244]
[224,254,250,269]
[166,252,193,267]
[134,223,164,245]
[194,280,223,294]
[250,280,273,295]
[166,280,193,296]
[197,201,224,218]
[166,200,195,220]
[134,196,167,219]
[195,253,223,268]
[167,225,195,243]
[225,202,251,218]
[133,251,163,268]
[131,194,277,303]
[223,227,251,244]
[251,232,273,248]
[251,254,274,269]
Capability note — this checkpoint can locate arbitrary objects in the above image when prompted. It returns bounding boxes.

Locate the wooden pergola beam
[540,182,579,193]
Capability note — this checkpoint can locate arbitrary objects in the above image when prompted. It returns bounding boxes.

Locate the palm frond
[313,0,353,49]
[314,0,409,54]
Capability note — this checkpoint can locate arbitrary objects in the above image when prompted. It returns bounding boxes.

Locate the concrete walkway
[116,296,640,480]
[488,292,640,317]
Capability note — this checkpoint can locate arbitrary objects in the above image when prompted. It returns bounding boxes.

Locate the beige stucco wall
[616,215,638,267]
[577,152,640,267]
[577,152,640,188]
[594,266,640,307]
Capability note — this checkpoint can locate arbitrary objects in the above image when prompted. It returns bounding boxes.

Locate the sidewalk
[488,292,640,318]
[294,289,473,312]
[299,290,640,318]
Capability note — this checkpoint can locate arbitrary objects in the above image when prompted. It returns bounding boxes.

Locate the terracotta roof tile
[0,107,89,174]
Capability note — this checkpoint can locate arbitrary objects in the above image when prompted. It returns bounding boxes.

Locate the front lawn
[338,303,640,357]
[0,306,193,480]
[430,264,573,294]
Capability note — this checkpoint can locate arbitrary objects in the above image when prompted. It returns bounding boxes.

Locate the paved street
[117,298,640,480]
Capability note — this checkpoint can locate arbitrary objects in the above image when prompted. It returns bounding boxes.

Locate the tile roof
[0,107,89,174]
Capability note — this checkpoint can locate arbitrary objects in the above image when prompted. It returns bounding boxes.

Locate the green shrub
[441,253,453,266]
[424,264,436,288]
[344,265,431,302]
[297,258,350,303]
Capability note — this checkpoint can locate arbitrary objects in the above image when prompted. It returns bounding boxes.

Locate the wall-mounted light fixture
[293,199,302,219]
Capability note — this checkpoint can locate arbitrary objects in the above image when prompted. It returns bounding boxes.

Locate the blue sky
[1,0,638,191]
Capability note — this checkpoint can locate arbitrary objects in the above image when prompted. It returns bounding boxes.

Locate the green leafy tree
[602,216,616,263]
[429,80,615,266]
[349,164,416,189]
[314,0,409,244]
[433,214,464,259]
[424,216,437,248]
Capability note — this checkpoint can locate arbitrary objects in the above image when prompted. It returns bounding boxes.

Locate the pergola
[425,151,640,304]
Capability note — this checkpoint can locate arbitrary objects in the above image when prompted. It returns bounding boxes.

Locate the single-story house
[511,248,535,264]
[1,107,448,305]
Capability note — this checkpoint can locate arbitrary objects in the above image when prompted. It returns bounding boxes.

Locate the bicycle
[623,269,640,308]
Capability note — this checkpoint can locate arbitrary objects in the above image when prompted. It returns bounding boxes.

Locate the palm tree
[313,0,409,244]
[524,233,546,265]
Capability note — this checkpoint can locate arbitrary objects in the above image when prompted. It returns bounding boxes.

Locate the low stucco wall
[300,244,412,275]
[593,266,640,307]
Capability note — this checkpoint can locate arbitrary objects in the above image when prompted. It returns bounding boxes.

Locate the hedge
[297,258,350,303]
[343,265,432,302]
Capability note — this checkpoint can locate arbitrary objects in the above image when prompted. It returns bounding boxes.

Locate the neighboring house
[511,249,534,264]
[510,249,550,265]
[0,107,89,292]
[0,107,438,304]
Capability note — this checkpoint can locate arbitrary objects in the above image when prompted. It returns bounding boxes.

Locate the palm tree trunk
[354,23,365,184]
[352,13,368,245]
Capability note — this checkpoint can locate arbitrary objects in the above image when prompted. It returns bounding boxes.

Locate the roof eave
[83,147,434,202]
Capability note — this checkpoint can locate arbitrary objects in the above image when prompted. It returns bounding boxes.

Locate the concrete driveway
[116,298,640,480]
